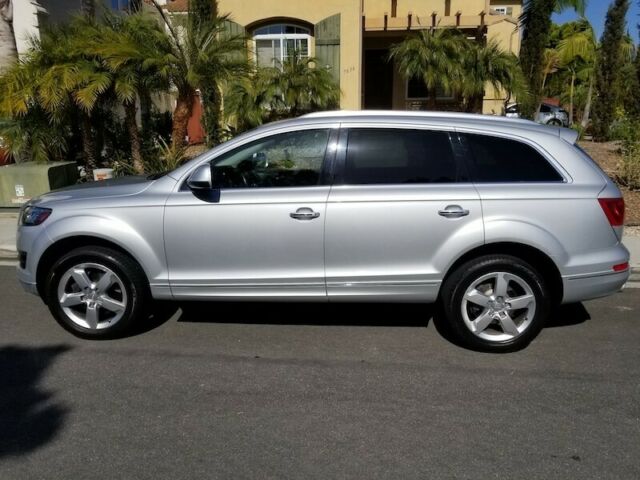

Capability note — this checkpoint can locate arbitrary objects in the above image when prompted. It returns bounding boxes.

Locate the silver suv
[16,111,629,351]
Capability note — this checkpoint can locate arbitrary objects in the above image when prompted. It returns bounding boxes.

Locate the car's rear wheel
[441,255,551,352]
[547,118,563,126]
[44,246,149,339]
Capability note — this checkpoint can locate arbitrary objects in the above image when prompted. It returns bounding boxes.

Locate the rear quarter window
[461,133,563,183]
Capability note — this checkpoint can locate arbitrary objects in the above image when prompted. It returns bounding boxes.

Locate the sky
[552,0,640,43]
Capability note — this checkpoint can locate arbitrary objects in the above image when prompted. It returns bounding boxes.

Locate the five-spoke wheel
[57,263,128,330]
[441,255,550,352]
[45,246,149,339]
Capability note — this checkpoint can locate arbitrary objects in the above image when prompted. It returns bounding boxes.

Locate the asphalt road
[1,266,639,480]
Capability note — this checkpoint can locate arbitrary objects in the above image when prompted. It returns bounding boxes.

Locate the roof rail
[302,110,538,126]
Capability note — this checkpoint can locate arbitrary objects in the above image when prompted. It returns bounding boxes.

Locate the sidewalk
[1,210,640,266]
[0,212,18,260]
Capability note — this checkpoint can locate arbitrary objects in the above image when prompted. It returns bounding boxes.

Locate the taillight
[598,198,625,227]
[612,262,629,272]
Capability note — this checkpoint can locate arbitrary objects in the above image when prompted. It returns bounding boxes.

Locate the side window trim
[455,130,569,184]
[332,126,468,186]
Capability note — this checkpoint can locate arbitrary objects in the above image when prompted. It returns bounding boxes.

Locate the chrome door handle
[290,207,320,220]
[438,205,470,218]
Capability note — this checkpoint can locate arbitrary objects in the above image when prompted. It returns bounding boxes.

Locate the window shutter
[506,7,513,16]
[314,14,341,84]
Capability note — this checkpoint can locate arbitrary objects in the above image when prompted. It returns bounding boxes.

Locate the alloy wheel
[461,271,536,342]
[57,263,128,330]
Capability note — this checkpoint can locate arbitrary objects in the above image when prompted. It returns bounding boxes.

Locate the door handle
[438,205,470,218]
[290,207,320,220]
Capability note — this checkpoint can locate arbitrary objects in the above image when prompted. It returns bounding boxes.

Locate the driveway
[1,266,639,479]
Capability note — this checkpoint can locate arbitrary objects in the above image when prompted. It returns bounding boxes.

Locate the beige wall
[218,0,363,109]
[218,0,521,111]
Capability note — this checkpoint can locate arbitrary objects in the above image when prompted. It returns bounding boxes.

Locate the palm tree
[149,0,247,148]
[557,21,633,128]
[86,12,170,173]
[518,0,587,118]
[0,18,110,169]
[0,0,17,71]
[273,53,340,117]
[389,28,466,109]
[557,24,596,126]
[224,71,277,131]
[224,54,340,133]
[390,29,522,112]
[460,39,524,113]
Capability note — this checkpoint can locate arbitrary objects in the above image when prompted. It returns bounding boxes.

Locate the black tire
[44,246,149,339]
[440,255,551,352]
[547,118,563,126]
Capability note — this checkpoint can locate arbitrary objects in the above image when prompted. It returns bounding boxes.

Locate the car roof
[295,110,578,144]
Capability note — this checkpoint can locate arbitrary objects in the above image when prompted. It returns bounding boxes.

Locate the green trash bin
[0,162,78,207]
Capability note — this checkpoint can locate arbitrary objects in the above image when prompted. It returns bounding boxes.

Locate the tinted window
[211,129,330,188]
[539,104,551,113]
[344,129,463,184]
[462,134,563,183]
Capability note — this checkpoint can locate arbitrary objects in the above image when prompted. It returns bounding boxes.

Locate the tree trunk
[0,0,18,71]
[201,84,223,147]
[428,91,437,110]
[569,72,575,126]
[581,78,594,130]
[139,88,152,136]
[124,100,144,175]
[172,89,194,148]
[80,112,97,175]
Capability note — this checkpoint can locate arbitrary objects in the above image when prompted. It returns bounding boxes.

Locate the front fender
[42,213,166,283]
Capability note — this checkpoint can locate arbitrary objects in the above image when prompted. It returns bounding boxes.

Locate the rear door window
[342,129,466,185]
[460,133,563,183]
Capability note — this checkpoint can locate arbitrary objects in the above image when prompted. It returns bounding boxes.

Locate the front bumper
[18,274,39,296]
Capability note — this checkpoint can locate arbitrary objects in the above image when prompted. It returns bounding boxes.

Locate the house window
[110,0,130,10]
[254,24,311,68]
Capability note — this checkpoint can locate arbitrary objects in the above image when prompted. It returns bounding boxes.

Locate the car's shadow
[173,300,591,329]
[177,301,433,327]
[136,299,591,351]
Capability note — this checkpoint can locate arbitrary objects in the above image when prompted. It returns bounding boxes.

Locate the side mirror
[186,164,212,190]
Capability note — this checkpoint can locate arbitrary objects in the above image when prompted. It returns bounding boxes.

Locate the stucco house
[160,0,522,114]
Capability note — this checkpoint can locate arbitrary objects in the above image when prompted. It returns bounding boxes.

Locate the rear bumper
[562,269,630,304]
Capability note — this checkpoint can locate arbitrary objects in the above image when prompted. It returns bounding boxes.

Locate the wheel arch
[441,242,564,305]
[36,236,149,298]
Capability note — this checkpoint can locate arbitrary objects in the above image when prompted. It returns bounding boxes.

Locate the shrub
[616,116,640,190]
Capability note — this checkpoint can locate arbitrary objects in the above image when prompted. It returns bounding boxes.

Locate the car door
[324,126,483,302]
[164,127,337,299]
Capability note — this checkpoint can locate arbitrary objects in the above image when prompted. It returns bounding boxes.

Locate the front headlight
[20,206,52,226]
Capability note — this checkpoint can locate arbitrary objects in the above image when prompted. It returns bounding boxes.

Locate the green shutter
[315,14,340,84]
[221,20,247,62]
[506,7,513,16]
[222,19,246,38]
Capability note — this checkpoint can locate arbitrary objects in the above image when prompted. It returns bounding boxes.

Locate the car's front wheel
[440,255,551,352]
[44,246,149,339]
